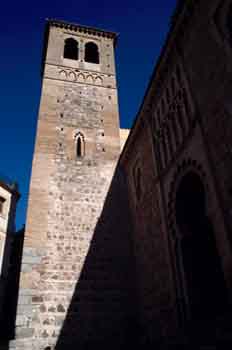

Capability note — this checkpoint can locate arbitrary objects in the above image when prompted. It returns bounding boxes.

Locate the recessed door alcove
[175,172,227,320]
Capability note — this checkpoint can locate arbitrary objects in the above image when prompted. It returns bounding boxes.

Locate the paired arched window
[85,42,100,64]
[75,133,85,158]
[64,38,79,60]
[63,40,100,64]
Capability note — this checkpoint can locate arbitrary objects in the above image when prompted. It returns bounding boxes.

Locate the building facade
[0,178,19,278]
[120,0,232,344]
[0,178,22,340]
[8,0,232,348]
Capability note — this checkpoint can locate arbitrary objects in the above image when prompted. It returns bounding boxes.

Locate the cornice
[47,19,118,45]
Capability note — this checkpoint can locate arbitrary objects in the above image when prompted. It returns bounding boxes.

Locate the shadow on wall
[54,166,139,349]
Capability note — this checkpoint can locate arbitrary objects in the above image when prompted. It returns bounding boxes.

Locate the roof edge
[0,179,20,199]
[47,19,119,43]
[119,0,188,164]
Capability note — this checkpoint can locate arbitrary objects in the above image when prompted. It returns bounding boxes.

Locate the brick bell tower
[12,20,129,349]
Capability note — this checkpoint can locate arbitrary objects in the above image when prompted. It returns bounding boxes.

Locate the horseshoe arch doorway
[175,171,227,320]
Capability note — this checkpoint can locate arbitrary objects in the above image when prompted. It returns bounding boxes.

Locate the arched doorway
[175,172,227,320]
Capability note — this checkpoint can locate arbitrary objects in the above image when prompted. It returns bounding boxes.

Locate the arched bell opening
[84,42,99,64]
[63,38,79,60]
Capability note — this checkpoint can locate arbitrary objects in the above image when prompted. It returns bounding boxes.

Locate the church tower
[12,20,133,349]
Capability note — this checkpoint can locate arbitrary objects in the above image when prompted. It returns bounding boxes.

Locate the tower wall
[12,21,134,349]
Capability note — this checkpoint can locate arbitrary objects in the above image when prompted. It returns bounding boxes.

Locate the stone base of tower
[7,161,136,350]
[2,338,133,350]
[0,339,52,350]
[4,316,232,350]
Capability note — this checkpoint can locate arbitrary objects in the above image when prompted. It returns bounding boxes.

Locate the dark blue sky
[0,0,176,229]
